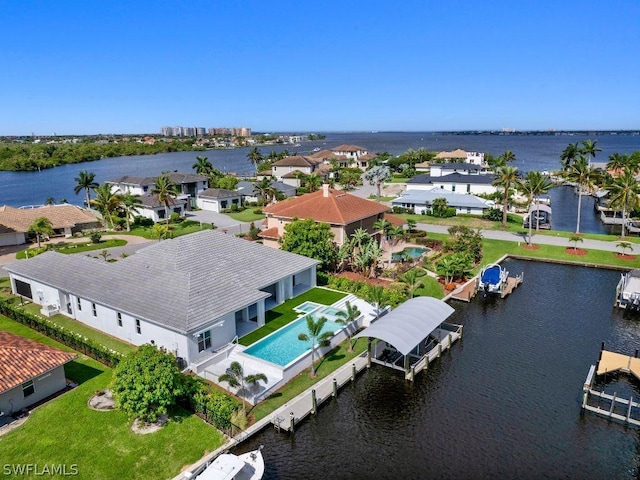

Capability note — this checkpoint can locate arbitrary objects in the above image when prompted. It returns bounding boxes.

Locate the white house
[0,331,76,416]
[406,163,497,195]
[137,195,188,223]
[392,188,492,215]
[3,230,319,371]
[433,149,485,165]
[196,188,243,213]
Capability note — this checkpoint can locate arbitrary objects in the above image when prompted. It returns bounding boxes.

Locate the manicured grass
[16,239,127,259]
[223,209,265,223]
[250,337,367,421]
[368,195,396,202]
[0,316,225,480]
[121,220,211,239]
[238,288,347,346]
[398,213,526,233]
[414,273,445,299]
[0,296,135,355]
[388,177,409,183]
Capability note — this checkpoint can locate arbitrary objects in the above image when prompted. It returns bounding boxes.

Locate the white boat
[312,147,321,152]
[186,447,264,480]
[477,263,509,294]
[616,270,640,310]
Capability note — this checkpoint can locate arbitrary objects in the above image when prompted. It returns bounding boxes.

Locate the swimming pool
[295,301,322,314]
[392,246,429,261]
[244,307,345,367]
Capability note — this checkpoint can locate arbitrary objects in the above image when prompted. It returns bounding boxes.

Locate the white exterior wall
[110,183,150,196]
[272,165,311,181]
[0,366,67,414]
[196,198,221,213]
[410,183,496,195]
[466,152,485,165]
[0,232,26,246]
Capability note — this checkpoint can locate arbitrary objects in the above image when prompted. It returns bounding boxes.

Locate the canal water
[235,260,640,479]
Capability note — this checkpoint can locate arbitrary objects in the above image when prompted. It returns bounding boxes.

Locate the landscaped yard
[239,287,347,346]
[222,208,266,223]
[121,220,212,239]
[16,239,127,259]
[0,316,225,480]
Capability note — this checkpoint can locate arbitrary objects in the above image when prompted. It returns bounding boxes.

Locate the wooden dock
[271,352,369,433]
[500,274,523,298]
[450,278,478,302]
[597,350,640,379]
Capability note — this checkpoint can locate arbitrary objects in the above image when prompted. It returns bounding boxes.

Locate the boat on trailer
[187,446,264,480]
[616,270,640,310]
[478,263,509,294]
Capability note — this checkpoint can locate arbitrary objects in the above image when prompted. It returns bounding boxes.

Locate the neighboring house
[392,188,492,215]
[0,205,101,246]
[137,195,188,223]
[3,230,319,371]
[235,181,296,204]
[260,184,398,247]
[196,188,243,213]
[329,144,373,169]
[407,163,497,195]
[270,155,331,187]
[0,331,76,416]
[165,172,209,209]
[106,176,156,196]
[433,149,485,165]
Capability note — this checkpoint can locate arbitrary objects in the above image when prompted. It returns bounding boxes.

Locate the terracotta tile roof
[309,149,339,159]
[272,156,316,167]
[263,188,389,225]
[434,148,468,159]
[330,144,367,152]
[281,171,302,179]
[0,332,77,394]
[256,171,273,177]
[0,205,100,232]
[359,153,377,160]
[384,213,406,226]
[258,226,280,240]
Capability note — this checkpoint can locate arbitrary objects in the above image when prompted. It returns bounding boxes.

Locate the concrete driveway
[185,210,254,235]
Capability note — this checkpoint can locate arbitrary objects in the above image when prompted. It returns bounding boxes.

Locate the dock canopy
[354,297,454,355]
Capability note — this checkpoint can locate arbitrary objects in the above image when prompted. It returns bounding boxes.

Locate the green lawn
[223,209,265,223]
[239,288,347,346]
[121,220,212,239]
[250,337,368,421]
[414,273,445,299]
[388,177,409,183]
[16,239,127,259]
[368,195,396,202]
[0,316,225,480]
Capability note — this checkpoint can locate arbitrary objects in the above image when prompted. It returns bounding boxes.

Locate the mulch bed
[566,248,588,256]
[335,271,393,287]
[521,244,540,250]
[615,253,637,260]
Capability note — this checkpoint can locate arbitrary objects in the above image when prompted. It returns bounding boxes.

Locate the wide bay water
[235,259,640,479]
[1,133,640,234]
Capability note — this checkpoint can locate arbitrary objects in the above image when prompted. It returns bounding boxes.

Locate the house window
[92,303,97,317]
[22,380,35,397]
[77,297,82,311]
[158,210,165,219]
[231,198,239,205]
[467,208,472,214]
[452,184,456,192]
[135,319,141,335]
[221,200,228,209]
[117,312,122,327]
[467,184,471,193]
[143,186,148,192]
[197,330,212,352]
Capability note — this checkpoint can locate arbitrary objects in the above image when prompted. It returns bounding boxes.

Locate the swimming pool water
[392,247,428,261]
[295,301,322,313]
[244,309,345,366]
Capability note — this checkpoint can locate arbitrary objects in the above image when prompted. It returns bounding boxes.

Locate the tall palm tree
[365,286,387,320]
[298,315,333,377]
[90,184,122,229]
[386,224,406,266]
[28,217,54,248]
[335,301,361,352]
[151,175,179,224]
[247,147,263,170]
[607,168,640,239]
[372,218,391,249]
[560,142,579,171]
[218,361,250,414]
[192,156,213,176]
[253,177,276,205]
[493,165,519,228]
[74,170,98,207]
[517,170,553,244]
[45,197,55,205]
[563,156,598,234]
[305,173,322,192]
[580,139,601,168]
[119,192,143,232]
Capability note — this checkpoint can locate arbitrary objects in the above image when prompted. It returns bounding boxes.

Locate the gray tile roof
[392,189,491,209]
[198,188,242,199]
[107,175,156,186]
[166,172,208,184]
[407,173,496,185]
[139,195,187,208]
[4,230,319,334]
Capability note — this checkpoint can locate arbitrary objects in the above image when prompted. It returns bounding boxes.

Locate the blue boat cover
[481,266,501,285]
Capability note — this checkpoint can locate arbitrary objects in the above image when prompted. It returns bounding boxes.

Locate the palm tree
[90,184,121,229]
[373,218,391,249]
[247,147,263,170]
[569,234,584,252]
[219,361,250,414]
[436,256,456,284]
[192,156,213,176]
[386,224,406,266]
[253,177,276,205]
[151,175,179,224]
[305,173,322,192]
[45,197,55,205]
[560,142,579,171]
[335,301,361,352]
[518,170,553,244]
[493,165,519,228]
[563,156,598,234]
[74,170,98,207]
[28,217,54,248]
[245,372,268,397]
[580,139,602,168]
[607,168,640,239]
[500,150,516,165]
[431,197,449,217]
[298,315,333,377]
[400,268,426,298]
[119,192,143,232]
[365,286,387,320]
[617,241,633,256]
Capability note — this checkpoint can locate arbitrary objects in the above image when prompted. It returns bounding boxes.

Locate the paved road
[184,210,253,236]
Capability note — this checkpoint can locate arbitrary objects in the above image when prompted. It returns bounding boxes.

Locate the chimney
[322,183,330,198]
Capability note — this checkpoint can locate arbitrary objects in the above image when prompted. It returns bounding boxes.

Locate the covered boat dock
[353,297,462,381]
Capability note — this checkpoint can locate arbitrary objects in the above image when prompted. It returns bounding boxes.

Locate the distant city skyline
[1,1,638,136]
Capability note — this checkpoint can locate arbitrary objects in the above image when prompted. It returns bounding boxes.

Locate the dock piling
[332,378,338,397]
[289,412,295,433]
[351,364,356,382]
[311,389,317,414]
[628,396,633,421]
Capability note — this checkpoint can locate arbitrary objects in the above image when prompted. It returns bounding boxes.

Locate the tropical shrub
[133,216,154,227]
[89,232,102,244]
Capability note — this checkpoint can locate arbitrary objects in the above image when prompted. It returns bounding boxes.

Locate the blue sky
[2,1,638,135]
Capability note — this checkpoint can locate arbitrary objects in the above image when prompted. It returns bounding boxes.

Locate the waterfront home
[195,188,243,213]
[433,148,486,165]
[392,188,492,215]
[260,184,399,247]
[407,163,497,195]
[235,181,296,204]
[270,156,330,187]
[137,194,188,223]
[0,331,77,416]
[327,144,375,170]
[3,230,319,371]
[107,172,209,209]
[0,204,101,246]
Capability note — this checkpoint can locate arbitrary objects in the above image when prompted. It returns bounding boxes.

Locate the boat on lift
[615,270,640,310]
[185,446,264,480]
[478,263,509,294]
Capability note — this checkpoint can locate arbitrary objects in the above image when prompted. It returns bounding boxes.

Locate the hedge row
[0,298,123,367]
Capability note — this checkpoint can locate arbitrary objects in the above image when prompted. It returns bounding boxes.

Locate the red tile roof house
[0,332,76,418]
[260,184,403,248]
